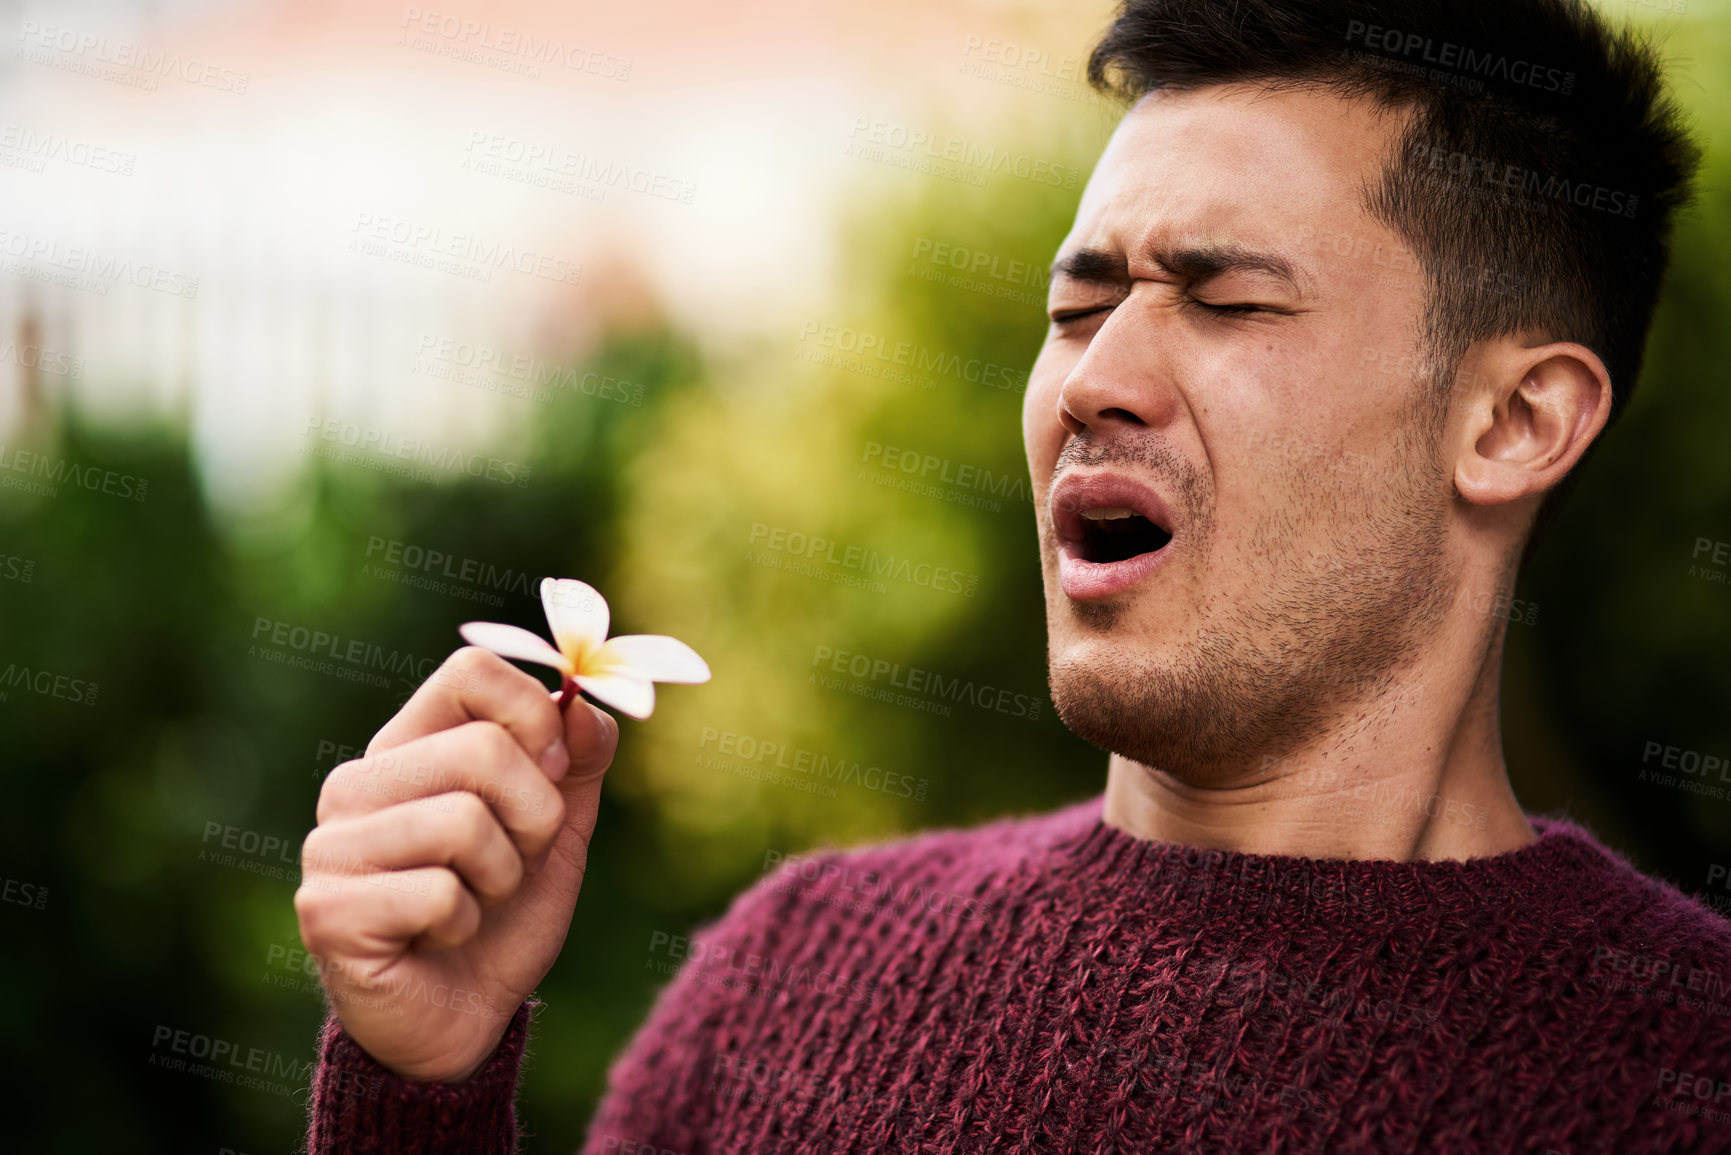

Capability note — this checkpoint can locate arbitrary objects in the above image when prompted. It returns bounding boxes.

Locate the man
[296,0,1731,1151]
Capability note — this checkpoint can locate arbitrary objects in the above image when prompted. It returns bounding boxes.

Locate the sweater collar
[1048,796,1623,924]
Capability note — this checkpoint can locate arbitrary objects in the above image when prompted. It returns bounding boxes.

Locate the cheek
[1022,346,1067,463]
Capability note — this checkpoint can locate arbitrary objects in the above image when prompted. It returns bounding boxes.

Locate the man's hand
[293,646,618,1082]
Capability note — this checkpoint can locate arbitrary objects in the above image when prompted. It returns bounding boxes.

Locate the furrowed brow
[1152,243,1307,296]
[1051,242,1309,298]
[1050,247,1130,288]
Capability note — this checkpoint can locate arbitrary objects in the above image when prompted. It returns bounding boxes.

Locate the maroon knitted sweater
[305,797,1731,1153]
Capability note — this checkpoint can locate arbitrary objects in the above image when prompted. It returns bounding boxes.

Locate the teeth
[1080,506,1137,521]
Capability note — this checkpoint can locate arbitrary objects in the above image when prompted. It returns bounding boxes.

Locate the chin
[1045,629,1316,786]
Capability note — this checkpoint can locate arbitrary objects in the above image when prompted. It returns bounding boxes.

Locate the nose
[1055,302,1180,436]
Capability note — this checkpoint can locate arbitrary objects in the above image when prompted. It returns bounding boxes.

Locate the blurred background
[0,0,1726,1150]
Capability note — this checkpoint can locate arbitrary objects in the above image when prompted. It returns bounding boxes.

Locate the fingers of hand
[318,721,565,861]
[302,792,524,906]
[367,647,569,780]
[295,866,481,962]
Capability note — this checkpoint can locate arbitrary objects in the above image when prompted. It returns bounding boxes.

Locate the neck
[1101,593,1536,863]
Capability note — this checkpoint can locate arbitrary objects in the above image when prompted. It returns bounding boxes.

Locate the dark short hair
[1088,0,1700,532]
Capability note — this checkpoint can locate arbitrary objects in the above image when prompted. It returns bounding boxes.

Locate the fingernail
[540,741,569,780]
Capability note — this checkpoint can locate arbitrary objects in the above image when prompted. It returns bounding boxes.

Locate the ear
[1452,339,1613,508]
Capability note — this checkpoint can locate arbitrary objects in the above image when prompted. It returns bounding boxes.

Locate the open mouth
[1076,506,1173,564]
[1049,473,1180,598]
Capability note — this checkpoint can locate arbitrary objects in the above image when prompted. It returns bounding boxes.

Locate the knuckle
[427,868,463,915]
[475,851,522,905]
[445,645,501,679]
[466,719,518,764]
[314,776,344,826]
[516,684,562,731]
[451,792,494,843]
[293,887,333,944]
[505,780,559,839]
[447,647,553,723]
[299,828,328,873]
[316,759,370,822]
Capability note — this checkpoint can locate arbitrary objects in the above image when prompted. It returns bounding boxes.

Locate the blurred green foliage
[3,9,1730,1150]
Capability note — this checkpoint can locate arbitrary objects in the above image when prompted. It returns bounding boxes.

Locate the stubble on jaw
[1044,402,1454,786]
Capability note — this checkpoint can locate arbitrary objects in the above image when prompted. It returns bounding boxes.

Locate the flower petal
[593,635,711,684]
[542,578,609,668]
[575,671,656,720]
[458,622,573,674]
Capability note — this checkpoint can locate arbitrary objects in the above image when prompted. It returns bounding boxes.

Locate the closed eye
[1190,300,1267,316]
[1050,305,1115,325]
[1052,297,1291,325]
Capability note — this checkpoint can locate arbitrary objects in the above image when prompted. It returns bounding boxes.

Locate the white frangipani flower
[458,578,710,720]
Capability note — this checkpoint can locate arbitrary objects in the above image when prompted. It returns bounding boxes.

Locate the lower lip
[1058,542,1173,600]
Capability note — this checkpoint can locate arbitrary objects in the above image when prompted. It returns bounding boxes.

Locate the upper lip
[1049,470,1179,553]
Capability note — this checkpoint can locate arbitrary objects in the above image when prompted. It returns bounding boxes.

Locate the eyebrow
[1050,243,1308,296]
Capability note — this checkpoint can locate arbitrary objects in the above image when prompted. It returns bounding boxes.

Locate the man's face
[1025,84,1458,784]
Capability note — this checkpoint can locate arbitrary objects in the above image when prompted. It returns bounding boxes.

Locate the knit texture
[305,994,537,1153]
[307,797,1731,1153]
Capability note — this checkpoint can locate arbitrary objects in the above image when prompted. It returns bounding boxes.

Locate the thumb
[555,678,620,782]
[522,686,615,890]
